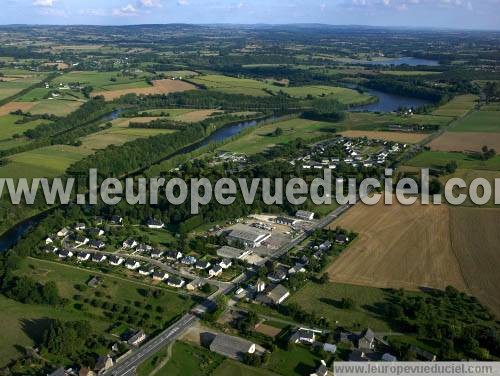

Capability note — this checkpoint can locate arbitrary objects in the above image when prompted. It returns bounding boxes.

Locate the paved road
[101,204,352,375]
[104,313,198,376]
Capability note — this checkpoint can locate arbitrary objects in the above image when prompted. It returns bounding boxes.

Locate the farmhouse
[209,333,256,360]
[296,210,315,220]
[147,218,165,229]
[216,245,251,260]
[227,228,271,248]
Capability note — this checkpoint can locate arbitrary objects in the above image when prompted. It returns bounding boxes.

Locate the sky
[0,0,499,30]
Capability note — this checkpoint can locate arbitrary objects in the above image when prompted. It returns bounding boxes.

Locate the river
[0,91,431,251]
[355,56,440,67]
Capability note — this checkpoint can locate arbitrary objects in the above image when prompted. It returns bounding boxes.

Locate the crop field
[29,99,84,116]
[220,118,337,154]
[0,76,43,100]
[0,101,36,116]
[0,144,92,179]
[191,74,372,104]
[429,132,500,152]
[93,79,197,100]
[289,282,393,331]
[407,151,500,170]
[78,119,175,150]
[450,110,500,133]
[432,94,478,117]
[327,200,500,316]
[340,130,428,143]
[0,114,51,140]
[52,70,153,91]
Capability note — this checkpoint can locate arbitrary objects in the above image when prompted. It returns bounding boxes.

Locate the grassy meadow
[407,151,500,171]
[432,94,478,117]
[450,110,500,133]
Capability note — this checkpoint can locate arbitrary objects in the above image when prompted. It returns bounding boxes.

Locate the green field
[52,70,152,91]
[381,70,442,76]
[0,294,111,368]
[450,111,500,133]
[266,345,323,376]
[17,87,86,102]
[407,151,500,171]
[214,360,280,376]
[190,74,372,104]
[220,118,337,154]
[29,99,84,116]
[288,281,393,331]
[0,144,92,179]
[0,114,52,140]
[0,76,44,100]
[432,94,478,117]
[147,341,224,376]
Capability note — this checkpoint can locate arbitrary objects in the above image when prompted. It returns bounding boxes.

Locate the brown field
[43,62,70,70]
[93,79,196,100]
[175,109,222,122]
[327,199,500,317]
[0,101,36,116]
[254,323,282,338]
[429,132,500,152]
[340,130,428,144]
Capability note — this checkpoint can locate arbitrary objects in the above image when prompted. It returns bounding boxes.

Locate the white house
[147,218,165,229]
[125,260,141,270]
[219,259,232,269]
[45,237,54,245]
[58,250,73,259]
[57,227,70,237]
[167,276,185,288]
[92,254,107,263]
[109,255,125,266]
[77,252,91,261]
[209,265,223,278]
[123,239,138,249]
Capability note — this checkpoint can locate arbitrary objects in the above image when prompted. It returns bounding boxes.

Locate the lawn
[288,281,393,332]
[407,151,500,171]
[219,118,338,154]
[146,341,224,376]
[432,94,478,117]
[450,111,500,133]
[214,359,280,376]
[266,345,323,376]
[0,144,92,179]
[0,114,52,140]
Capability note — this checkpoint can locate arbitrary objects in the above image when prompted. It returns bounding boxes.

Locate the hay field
[430,132,500,152]
[93,79,196,100]
[450,111,500,133]
[0,101,36,115]
[327,200,500,317]
[432,94,478,117]
[340,130,428,143]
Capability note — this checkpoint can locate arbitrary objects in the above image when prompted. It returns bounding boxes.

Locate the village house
[58,249,73,259]
[45,237,54,245]
[335,234,349,244]
[127,330,146,347]
[358,328,375,350]
[152,270,168,281]
[110,215,123,225]
[77,252,91,262]
[89,240,106,250]
[165,250,183,261]
[151,249,164,259]
[87,228,105,237]
[181,255,197,265]
[122,239,138,249]
[147,218,165,229]
[136,243,152,253]
[75,223,86,231]
[186,279,205,291]
[75,236,89,246]
[219,258,232,269]
[94,354,113,374]
[57,227,70,237]
[209,265,223,278]
[290,328,316,345]
[268,269,287,283]
[167,276,185,288]
[78,367,95,376]
[195,260,211,270]
[288,264,306,274]
[139,266,154,276]
[310,361,328,376]
[255,279,266,293]
[109,255,125,266]
[266,284,290,305]
[125,260,141,271]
